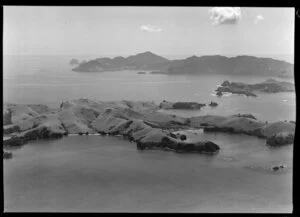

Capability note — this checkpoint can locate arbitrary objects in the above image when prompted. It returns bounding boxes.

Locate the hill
[167,55,294,77]
[72,51,170,72]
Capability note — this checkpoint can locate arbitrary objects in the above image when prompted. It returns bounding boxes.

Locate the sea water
[3,135,292,212]
[3,55,295,122]
[3,55,294,212]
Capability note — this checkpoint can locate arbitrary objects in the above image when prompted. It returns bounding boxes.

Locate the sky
[3,6,295,60]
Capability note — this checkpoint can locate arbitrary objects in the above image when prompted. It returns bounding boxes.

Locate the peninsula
[3,99,295,159]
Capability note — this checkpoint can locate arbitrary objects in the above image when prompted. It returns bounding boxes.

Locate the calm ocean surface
[3,55,295,212]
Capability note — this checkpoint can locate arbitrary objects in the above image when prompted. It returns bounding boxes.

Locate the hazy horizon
[3,53,294,64]
[4,6,294,62]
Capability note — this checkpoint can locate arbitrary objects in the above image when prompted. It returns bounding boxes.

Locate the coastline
[3,98,295,158]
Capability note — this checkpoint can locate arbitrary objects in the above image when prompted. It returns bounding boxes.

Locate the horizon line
[3,52,294,63]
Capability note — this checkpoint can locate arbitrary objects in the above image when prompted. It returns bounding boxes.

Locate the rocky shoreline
[3,99,295,158]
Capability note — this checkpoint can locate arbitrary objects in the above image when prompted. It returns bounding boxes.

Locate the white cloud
[254,15,264,24]
[140,25,163,33]
[209,7,242,25]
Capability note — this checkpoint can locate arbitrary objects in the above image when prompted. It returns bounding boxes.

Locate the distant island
[69,58,80,65]
[3,98,295,159]
[215,79,295,97]
[71,51,293,78]
[72,52,169,72]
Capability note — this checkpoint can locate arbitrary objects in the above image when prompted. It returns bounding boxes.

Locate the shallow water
[4,134,292,212]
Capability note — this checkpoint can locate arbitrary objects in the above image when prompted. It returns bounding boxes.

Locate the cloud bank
[209,7,242,25]
[140,25,163,33]
[254,15,264,24]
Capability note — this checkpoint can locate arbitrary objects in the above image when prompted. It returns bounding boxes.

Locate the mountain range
[72,51,294,77]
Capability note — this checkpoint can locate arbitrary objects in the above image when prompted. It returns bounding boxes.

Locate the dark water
[4,135,292,212]
[3,55,294,212]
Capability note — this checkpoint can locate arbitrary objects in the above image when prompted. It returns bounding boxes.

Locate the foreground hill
[72,52,293,78]
[3,99,295,156]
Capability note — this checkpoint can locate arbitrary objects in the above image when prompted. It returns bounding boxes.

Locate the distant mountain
[72,51,170,72]
[72,52,294,78]
[167,55,294,77]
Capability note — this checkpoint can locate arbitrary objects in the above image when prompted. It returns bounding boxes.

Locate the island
[159,100,206,110]
[71,52,293,79]
[69,58,80,65]
[167,55,294,77]
[3,99,295,159]
[72,52,170,72]
[208,101,218,107]
[215,79,295,97]
[137,72,146,74]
